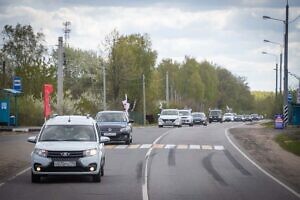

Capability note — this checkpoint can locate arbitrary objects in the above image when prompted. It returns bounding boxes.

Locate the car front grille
[47,151,84,158]
[162,119,176,122]
[100,127,120,132]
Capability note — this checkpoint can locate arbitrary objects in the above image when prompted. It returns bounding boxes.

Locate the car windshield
[161,110,178,115]
[179,111,190,116]
[96,112,127,122]
[192,113,205,117]
[210,110,221,115]
[224,113,232,116]
[39,125,96,141]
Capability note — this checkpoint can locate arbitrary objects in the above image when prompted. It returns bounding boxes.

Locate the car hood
[35,141,98,151]
[160,115,179,119]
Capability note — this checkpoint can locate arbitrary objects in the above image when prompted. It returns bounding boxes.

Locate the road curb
[0,127,41,132]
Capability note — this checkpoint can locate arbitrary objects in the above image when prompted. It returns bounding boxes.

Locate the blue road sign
[13,77,22,92]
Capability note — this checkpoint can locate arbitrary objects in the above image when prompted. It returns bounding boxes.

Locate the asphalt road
[0,123,298,200]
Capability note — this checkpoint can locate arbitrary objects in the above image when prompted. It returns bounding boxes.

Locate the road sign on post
[13,77,22,92]
[288,93,292,103]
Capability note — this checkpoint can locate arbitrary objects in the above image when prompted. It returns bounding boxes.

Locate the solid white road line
[0,167,31,188]
[225,128,300,199]
[142,129,174,200]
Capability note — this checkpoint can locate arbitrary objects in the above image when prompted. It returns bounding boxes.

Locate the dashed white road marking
[115,145,128,149]
[177,144,188,149]
[140,144,152,149]
[105,144,225,150]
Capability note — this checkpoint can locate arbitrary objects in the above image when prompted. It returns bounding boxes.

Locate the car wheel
[93,171,101,182]
[31,171,40,183]
[189,123,193,127]
[158,125,163,128]
[101,165,104,176]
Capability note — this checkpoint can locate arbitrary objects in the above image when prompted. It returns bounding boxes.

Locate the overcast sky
[0,0,299,91]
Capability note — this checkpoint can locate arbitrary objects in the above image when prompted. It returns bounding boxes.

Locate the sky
[0,0,299,91]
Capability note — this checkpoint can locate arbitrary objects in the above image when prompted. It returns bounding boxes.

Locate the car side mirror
[157,114,160,116]
[27,136,37,143]
[129,119,134,123]
[100,136,110,144]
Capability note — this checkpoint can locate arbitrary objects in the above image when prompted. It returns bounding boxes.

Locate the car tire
[189,123,193,127]
[93,171,101,182]
[158,125,163,128]
[31,171,40,183]
[101,165,104,176]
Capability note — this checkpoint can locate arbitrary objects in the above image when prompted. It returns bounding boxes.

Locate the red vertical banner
[43,84,53,119]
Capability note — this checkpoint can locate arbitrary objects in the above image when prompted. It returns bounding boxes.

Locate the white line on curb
[225,128,300,199]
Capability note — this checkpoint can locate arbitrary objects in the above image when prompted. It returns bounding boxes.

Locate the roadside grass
[275,132,300,156]
[261,121,274,128]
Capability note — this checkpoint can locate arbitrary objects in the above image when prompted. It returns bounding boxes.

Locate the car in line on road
[192,112,207,126]
[208,109,223,123]
[158,109,182,128]
[244,114,253,122]
[222,113,235,122]
[234,114,245,122]
[251,113,260,121]
[27,115,110,183]
[95,111,134,145]
[179,109,194,126]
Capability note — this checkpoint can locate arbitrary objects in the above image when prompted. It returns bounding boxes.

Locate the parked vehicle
[27,115,110,183]
[192,112,207,126]
[222,113,235,122]
[208,109,223,123]
[96,111,134,144]
[179,109,193,126]
[251,113,260,121]
[158,109,182,128]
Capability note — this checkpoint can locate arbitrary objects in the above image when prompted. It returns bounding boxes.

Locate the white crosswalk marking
[214,145,225,150]
[140,144,152,149]
[115,145,128,149]
[105,144,225,151]
[201,145,213,150]
[165,144,176,149]
[189,145,201,149]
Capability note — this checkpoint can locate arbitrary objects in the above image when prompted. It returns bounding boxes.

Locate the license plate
[54,161,76,167]
[104,132,116,136]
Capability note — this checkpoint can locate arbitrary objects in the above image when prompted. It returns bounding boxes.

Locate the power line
[63,21,71,47]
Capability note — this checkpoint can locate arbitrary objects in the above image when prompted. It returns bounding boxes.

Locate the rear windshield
[39,125,96,142]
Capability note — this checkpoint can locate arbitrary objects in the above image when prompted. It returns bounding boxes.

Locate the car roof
[45,115,95,126]
[162,109,178,111]
[97,110,125,113]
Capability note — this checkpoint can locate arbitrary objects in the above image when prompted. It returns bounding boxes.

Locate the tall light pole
[262,51,278,96]
[57,37,64,115]
[263,0,289,126]
[263,39,283,94]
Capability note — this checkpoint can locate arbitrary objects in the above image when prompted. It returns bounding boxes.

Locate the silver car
[158,109,182,128]
[27,115,110,183]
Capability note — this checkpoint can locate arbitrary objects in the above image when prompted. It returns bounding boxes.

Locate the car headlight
[120,126,131,133]
[34,148,48,157]
[158,118,163,122]
[83,148,97,157]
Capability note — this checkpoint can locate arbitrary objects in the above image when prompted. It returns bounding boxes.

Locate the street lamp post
[263,1,289,127]
[262,51,279,96]
[263,39,283,94]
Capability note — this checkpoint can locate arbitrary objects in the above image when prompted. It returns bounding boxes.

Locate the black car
[192,112,207,126]
[208,109,223,123]
[96,111,134,144]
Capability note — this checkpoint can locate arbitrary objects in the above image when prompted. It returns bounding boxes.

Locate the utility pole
[142,74,146,125]
[166,71,169,107]
[57,37,64,115]
[102,64,106,110]
[283,1,289,127]
[274,63,278,97]
[279,52,282,94]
